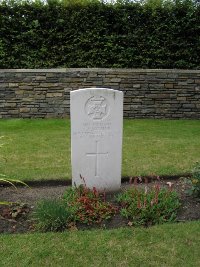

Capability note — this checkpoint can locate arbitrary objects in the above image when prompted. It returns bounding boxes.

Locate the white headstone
[70,88,123,192]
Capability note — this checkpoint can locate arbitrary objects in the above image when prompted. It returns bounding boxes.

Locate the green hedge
[0,1,199,69]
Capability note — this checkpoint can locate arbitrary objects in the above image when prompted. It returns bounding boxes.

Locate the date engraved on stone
[85,96,109,120]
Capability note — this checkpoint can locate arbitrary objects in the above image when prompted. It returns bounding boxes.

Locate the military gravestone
[70,88,123,191]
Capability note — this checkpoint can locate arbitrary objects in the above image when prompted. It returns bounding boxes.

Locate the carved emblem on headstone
[85,96,109,120]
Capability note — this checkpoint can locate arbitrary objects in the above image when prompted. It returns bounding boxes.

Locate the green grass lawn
[1,119,200,266]
[0,119,200,181]
[0,222,200,267]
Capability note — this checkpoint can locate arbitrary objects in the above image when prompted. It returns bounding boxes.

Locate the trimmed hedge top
[0,1,199,69]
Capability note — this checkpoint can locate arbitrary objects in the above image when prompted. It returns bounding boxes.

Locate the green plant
[187,162,200,197]
[33,199,73,232]
[0,1,199,69]
[34,183,116,232]
[0,174,28,189]
[63,177,117,225]
[116,183,180,226]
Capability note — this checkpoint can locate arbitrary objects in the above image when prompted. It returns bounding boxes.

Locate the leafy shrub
[34,182,117,232]
[116,184,180,226]
[33,199,73,232]
[63,184,117,225]
[0,1,199,69]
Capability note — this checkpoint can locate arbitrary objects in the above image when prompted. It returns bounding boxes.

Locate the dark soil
[0,177,200,234]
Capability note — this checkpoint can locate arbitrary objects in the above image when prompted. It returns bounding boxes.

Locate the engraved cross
[86,140,108,177]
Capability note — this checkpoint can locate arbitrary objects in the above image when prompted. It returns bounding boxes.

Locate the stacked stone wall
[0,68,199,119]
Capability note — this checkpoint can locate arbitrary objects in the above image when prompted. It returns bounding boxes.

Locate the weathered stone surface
[46,93,63,97]
[5,102,16,107]
[70,88,123,191]
[177,97,187,101]
[19,107,30,113]
[165,83,174,89]
[0,68,199,119]
[9,110,19,114]
[35,76,47,81]
[182,104,195,108]
[133,84,141,88]
[9,83,19,88]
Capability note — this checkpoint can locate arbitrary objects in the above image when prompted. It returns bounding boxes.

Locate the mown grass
[0,120,200,267]
[0,222,200,267]
[0,119,200,181]
[123,119,200,176]
[0,119,71,180]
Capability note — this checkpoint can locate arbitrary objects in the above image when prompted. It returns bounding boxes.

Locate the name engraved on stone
[72,122,113,138]
[86,140,108,177]
[85,96,109,120]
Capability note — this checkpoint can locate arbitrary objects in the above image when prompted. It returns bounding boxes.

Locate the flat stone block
[9,83,19,88]
[109,78,121,83]
[165,84,174,89]
[30,108,38,112]
[18,86,33,90]
[182,104,195,108]
[141,108,155,113]
[177,97,186,101]
[15,90,24,95]
[132,84,141,88]
[5,103,16,107]
[46,93,63,97]
[19,107,30,113]
[35,76,47,81]
[9,110,19,114]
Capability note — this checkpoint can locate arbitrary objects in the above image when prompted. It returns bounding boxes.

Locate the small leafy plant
[0,174,28,189]
[116,183,180,226]
[33,199,74,232]
[63,183,117,225]
[34,177,117,232]
[187,162,200,197]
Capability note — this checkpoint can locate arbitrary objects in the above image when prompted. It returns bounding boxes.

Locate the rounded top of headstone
[70,88,123,95]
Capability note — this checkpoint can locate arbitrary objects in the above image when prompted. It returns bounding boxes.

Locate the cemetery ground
[0,119,200,266]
